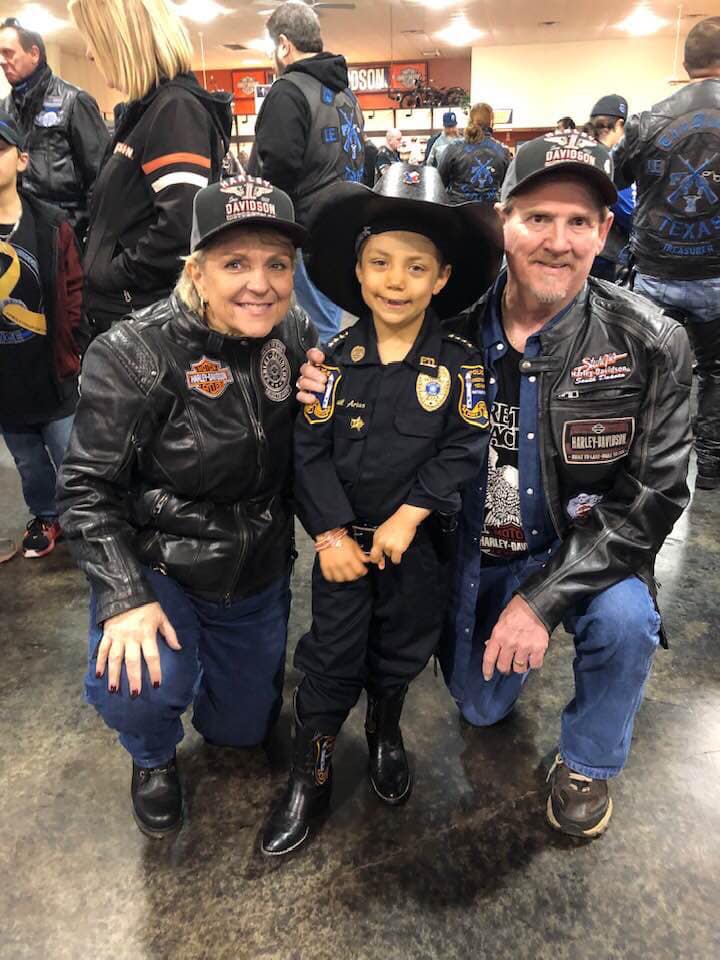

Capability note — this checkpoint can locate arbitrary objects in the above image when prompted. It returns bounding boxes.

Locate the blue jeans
[457,558,660,779]
[85,568,291,767]
[0,414,75,519]
[294,254,343,344]
[634,273,720,324]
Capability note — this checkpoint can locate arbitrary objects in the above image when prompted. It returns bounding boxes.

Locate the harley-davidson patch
[563,418,635,464]
[185,356,234,398]
[260,338,291,402]
[571,351,632,385]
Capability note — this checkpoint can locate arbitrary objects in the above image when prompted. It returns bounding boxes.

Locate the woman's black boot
[261,721,335,856]
[131,754,183,838]
[365,686,411,805]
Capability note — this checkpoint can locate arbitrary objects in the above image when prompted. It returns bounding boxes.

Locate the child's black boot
[365,685,411,805]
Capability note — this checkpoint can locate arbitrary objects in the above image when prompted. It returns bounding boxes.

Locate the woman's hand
[369,505,430,568]
[96,602,181,695]
[297,347,328,404]
[318,536,369,582]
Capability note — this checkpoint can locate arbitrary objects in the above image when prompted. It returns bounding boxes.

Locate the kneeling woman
[58,178,314,837]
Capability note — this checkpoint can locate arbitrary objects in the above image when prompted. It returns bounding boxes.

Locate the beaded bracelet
[315,527,348,552]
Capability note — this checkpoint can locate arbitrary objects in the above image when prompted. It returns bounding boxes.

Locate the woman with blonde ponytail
[439,102,512,205]
[67,0,233,334]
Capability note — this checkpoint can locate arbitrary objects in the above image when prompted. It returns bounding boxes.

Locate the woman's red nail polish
[131,690,139,699]
[153,681,160,689]
[96,671,102,679]
[109,684,117,693]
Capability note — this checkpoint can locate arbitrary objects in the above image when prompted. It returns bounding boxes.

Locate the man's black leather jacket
[57,296,316,624]
[614,78,720,279]
[455,278,693,633]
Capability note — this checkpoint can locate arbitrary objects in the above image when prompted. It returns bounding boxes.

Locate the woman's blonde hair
[465,103,494,144]
[68,0,193,101]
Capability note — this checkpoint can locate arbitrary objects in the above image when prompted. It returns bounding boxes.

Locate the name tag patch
[563,418,635,464]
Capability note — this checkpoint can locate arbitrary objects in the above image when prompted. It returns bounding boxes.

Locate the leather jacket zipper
[557,385,643,400]
[537,375,563,539]
[245,353,268,490]
[224,501,249,606]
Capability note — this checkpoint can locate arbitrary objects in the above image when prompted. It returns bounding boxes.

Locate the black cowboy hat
[305,164,503,319]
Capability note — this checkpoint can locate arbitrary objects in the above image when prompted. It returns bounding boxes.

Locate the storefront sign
[348,62,427,94]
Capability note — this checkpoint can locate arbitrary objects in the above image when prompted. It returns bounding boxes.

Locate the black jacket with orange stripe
[82,73,232,331]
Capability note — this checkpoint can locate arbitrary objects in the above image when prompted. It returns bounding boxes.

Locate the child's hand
[318,535,369,582]
[369,505,431,568]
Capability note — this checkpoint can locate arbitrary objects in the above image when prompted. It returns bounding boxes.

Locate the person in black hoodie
[249,1,364,341]
[68,0,232,335]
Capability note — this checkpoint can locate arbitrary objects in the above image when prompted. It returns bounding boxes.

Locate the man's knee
[576,578,661,653]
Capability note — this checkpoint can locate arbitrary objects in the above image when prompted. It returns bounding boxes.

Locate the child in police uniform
[261,164,503,856]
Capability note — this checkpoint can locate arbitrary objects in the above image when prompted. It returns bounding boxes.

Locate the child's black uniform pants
[294,522,451,732]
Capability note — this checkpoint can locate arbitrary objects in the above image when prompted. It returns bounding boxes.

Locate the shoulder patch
[325,328,351,351]
[444,332,477,352]
[304,365,342,425]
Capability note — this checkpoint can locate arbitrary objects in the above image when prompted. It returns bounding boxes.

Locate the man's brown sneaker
[546,754,613,838]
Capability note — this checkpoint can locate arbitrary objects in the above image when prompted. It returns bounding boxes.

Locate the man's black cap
[190,175,307,252]
[590,94,628,120]
[500,132,617,206]
[0,111,24,149]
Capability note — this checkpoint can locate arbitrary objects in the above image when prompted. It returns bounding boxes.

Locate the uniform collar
[343,309,444,375]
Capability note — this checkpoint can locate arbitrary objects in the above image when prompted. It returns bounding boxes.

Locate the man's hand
[482,595,550,680]
[297,347,327,404]
[369,505,430,569]
[318,535,369,582]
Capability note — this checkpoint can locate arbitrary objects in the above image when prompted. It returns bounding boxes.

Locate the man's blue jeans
[85,568,291,768]
[456,557,660,779]
[1,414,74,519]
[294,253,343,344]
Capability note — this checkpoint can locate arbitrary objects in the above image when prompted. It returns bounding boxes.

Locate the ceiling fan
[252,0,356,13]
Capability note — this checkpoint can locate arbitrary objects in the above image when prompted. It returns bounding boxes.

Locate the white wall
[471,36,683,128]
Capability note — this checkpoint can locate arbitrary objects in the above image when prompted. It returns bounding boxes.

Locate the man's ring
[514,659,527,669]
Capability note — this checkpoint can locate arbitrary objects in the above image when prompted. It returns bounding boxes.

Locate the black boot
[261,720,335,856]
[365,686,411,805]
[131,754,183,838]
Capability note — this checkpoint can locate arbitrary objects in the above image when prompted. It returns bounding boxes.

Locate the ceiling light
[616,5,669,35]
[173,0,230,24]
[417,0,461,9]
[435,15,485,46]
[16,4,67,34]
[245,33,275,57]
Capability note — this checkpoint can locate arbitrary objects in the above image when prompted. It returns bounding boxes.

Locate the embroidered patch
[114,142,134,160]
[304,365,342,424]
[458,364,489,428]
[566,492,604,520]
[260,338,291,402]
[351,345,366,362]
[402,169,421,185]
[185,356,234,398]
[563,418,635,464]
[416,365,451,412]
[350,416,365,431]
[571,352,632,385]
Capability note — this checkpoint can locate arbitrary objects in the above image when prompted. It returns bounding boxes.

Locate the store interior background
[0,1,714,160]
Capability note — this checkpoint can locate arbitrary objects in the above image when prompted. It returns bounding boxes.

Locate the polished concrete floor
[1,440,719,960]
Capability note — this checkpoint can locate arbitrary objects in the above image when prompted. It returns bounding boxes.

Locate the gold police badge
[416,365,450,412]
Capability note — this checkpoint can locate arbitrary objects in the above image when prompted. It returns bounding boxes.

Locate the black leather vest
[280,72,365,226]
[629,80,720,279]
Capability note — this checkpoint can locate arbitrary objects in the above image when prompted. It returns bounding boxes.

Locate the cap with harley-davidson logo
[190,175,307,252]
[590,94,628,120]
[500,132,617,206]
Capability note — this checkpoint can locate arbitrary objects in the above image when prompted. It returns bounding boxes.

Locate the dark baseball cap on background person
[443,111,458,127]
[190,174,307,252]
[590,95,628,120]
[500,132,617,206]
[0,111,25,149]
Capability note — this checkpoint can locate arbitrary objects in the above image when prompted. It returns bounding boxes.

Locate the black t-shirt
[0,200,61,425]
[480,343,528,562]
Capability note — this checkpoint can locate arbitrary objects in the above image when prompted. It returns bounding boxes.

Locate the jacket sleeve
[105,96,216,291]
[56,331,159,624]
[405,351,490,514]
[612,115,641,189]
[57,220,90,359]
[438,146,452,188]
[516,322,693,632]
[68,92,110,196]
[293,355,356,537]
[248,82,311,199]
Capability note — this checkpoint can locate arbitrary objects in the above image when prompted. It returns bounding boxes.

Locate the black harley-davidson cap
[500,131,617,206]
[0,111,25,149]
[190,174,307,252]
[590,94,628,120]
